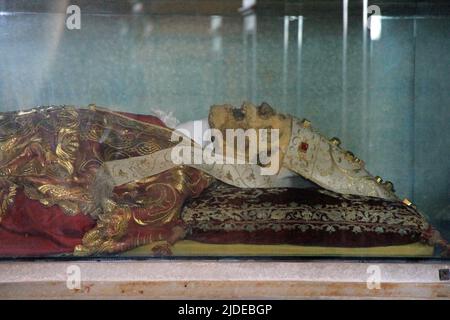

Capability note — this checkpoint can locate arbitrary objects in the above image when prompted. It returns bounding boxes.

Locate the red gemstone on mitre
[299,142,309,152]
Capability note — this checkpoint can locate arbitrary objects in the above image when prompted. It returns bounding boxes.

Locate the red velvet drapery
[0,110,183,257]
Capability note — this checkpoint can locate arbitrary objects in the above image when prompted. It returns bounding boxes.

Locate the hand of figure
[151,241,173,256]
[73,207,131,256]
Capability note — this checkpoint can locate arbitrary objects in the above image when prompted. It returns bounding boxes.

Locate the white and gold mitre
[283,117,397,200]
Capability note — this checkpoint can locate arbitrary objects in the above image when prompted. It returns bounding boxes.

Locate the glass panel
[0,0,448,259]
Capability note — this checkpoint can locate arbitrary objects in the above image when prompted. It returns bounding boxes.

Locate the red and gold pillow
[182,183,431,248]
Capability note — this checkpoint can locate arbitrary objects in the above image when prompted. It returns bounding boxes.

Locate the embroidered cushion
[182,183,431,247]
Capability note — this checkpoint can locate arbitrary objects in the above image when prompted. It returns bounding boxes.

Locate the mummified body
[0,103,397,256]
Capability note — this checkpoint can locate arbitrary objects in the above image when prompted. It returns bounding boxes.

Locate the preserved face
[208,101,288,131]
[208,102,292,168]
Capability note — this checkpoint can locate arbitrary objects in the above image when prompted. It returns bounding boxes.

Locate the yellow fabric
[124,240,434,257]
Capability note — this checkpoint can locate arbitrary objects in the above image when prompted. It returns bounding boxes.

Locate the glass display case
[0,0,448,268]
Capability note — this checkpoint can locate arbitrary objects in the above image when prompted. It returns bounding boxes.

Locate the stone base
[0,260,449,299]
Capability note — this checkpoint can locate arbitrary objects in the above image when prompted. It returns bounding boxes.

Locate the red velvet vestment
[0,106,210,256]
